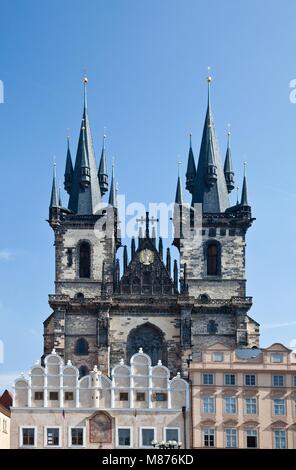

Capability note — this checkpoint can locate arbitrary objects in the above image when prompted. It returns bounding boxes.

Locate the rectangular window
[136,392,146,401]
[212,352,224,362]
[155,393,167,402]
[274,399,286,416]
[165,428,179,442]
[225,428,237,448]
[293,376,296,387]
[70,428,84,446]
[245,374,256,386]
[49,391,59,401]
[202,373,214,385]
[21,428,35,447]
[65,392,74,401]
[141,428,155,447]
[224,397,236,414]
[224,374,236,386]
[203,396,215,414]
[3,419,7,433]
[119,392,129,401]
[34,391,44,400]
[271,353,284,363]
[246,429,258,448]
[46,428,60,447]
[245,398,257,415]
[118,428,131,447]
[272,375,284,387]
[274,430,286,449]
[203,427,215,447]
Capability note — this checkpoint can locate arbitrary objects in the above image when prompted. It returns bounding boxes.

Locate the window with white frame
[117,427,132,447]
[273,399,286,416]
[272,375,284,387]
[225,428,237,448]
[203,428,215,447]
[271,353,284,363]
[20,427,36,447]
[203,396,215,413]
[45,427,60,447]
[69,427,85,447]
[245,374,256,386]
[202,373,214,385]
[140,428,155,447]
[224,396,236,414]
[246,429,258,448]
[274,429,286,449]
[245,398,257,415]
[224,374,236,386]
[212,352,224,362]
[164,428,179,443]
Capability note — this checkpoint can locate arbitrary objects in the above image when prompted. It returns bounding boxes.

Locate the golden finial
[207,66,212,82]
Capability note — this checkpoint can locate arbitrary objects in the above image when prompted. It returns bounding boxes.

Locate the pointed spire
[241,162,249,206]
[131,237,136,259]
[64,136,74,194]
[236,186,240,205]
[158,237,163,260]
[191,73,229,213]
[123,245,128,273]
[50,161,59,208]
[166,247,171,276]
[68,77,102,214]
[108,161,117,207]
[175,162,183,204]
[185,133,196,193]
[224,129,235,193]
[173,259,178,292]
[58,181,62,207]
[98,132,108,196]
[80,122,90,187]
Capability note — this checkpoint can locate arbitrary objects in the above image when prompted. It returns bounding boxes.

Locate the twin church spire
[50,74,250,218]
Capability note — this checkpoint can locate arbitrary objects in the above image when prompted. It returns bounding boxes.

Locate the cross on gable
[136,211,159,238]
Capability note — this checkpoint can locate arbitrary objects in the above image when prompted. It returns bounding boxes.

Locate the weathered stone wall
[180,226,247,299]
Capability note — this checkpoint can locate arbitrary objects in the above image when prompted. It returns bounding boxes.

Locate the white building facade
[11,349,190,449]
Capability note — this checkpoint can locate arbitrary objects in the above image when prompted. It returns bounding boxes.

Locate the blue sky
[1,0,296,390]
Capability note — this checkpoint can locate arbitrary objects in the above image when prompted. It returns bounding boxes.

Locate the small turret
[98,133,108,196]
[166,247,171,276]
[241,162,249,206]
[64,136,73,194]
[80,122,91,188]
[224,131,235,193]
[185,134,196,194]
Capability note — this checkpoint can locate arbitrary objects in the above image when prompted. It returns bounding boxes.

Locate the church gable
[120,237,175,295]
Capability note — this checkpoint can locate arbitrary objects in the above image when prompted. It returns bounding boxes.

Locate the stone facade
[11,350,190,449]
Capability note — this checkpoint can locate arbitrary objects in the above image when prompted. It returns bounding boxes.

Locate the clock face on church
[139,249,154,265]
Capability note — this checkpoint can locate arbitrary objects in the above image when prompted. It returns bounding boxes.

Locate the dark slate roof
[68,83,101,215]
[241,174,248,206]
[185,134,196,193]
[191,81,229,213]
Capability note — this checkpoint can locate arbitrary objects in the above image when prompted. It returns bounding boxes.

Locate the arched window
[78,365,89,378]
[126,323,166,366]
[207,242,220,276]
[76,292,84,300]
[79,242,91,278]
[75,338,89,355]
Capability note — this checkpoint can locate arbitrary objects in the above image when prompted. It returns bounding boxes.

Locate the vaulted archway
[126,322,167,366]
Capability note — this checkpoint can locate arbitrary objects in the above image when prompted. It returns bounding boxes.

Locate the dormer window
[271,353,284,363]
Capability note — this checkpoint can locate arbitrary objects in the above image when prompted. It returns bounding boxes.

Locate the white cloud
[261,320,296,329]
[0,250,15,261]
